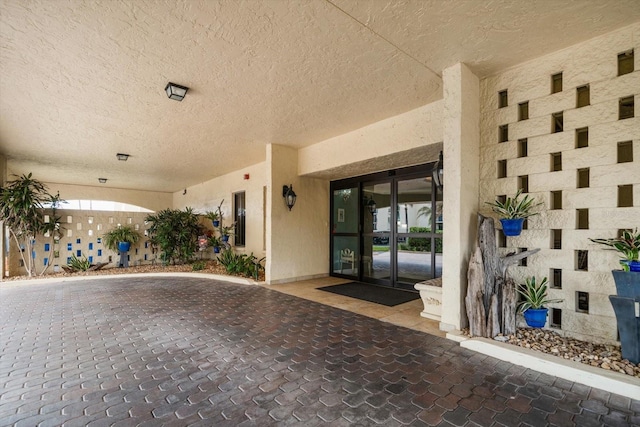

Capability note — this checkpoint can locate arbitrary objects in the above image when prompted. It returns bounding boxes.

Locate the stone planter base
[414,277,443,321]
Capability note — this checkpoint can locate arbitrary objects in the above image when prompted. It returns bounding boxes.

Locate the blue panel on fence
[44,243,50,251]
[76,238,81,244]
[43,258,48,266]
[76,250,82,257]
[67,257,71,264]
[88,256,93,263]
[88,243,93,250]
[144,254,148,260]
[67,243,72,251]
[97,238,102,244]
[98,249,102,256]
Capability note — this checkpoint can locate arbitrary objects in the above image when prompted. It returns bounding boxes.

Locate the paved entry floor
[1,277,638,426]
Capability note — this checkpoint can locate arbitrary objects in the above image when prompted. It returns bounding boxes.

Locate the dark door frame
[329,163,441,288]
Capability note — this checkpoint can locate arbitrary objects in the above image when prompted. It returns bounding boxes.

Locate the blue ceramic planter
[523,308,548,328]
[212,220,220,227]
[214,247,220,253]
[629,261,640,273]
[117,242,131,252]
[500,218,525,237]
[612,270,640,298]
[222,235,229,242]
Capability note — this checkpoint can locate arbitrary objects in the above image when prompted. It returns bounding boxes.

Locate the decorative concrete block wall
[479,23,639,344]
[9,210,155,276]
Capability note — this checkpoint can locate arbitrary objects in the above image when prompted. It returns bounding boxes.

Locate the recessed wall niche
[499,124,509,143]
[618,185,633,207]
[619,96,634,120]
[551,72,563,93]
[518,102,529,121]
[577,168,590,188]
[576,85,590,108]
[552,112,564,133]
[575,127,589,148]
[498,90,508,108]
[518,138,528,158]
[618,49,634,76]
[617,141,633,163]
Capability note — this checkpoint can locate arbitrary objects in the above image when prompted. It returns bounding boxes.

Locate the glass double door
[331,166,443,290]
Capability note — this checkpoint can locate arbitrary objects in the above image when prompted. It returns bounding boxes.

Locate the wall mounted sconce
[98,178,107,184]
[183,189,187,195]
[283,184,297,211]
[364,196,377,214]
[433,151,443,189]
[165,82,189,101]
[116,153,130,161]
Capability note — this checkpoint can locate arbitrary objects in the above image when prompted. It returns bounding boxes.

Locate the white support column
[0,154,6,280]
[265,144,329,284]
[440,63,480,331]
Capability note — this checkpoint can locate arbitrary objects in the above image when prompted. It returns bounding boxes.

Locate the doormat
[317,282,419,307]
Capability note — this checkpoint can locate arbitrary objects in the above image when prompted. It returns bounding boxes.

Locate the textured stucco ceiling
[1,0,638,192]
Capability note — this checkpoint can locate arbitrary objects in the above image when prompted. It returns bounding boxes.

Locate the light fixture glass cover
[98,178,107,183]
[366,197,377,214]
[283,185,297,211]
[165,82,189,101]
[116,153,129,161]
[433,151,444,188]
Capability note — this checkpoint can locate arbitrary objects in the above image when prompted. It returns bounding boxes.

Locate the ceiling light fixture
[165,82,189,101]
[116,153,130,161]
[98,178,107,184]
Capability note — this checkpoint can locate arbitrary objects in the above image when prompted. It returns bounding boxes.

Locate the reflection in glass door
[362,182,391,285]
[396,176,443,289]
[330,163,443,290]
[332,187,359,278]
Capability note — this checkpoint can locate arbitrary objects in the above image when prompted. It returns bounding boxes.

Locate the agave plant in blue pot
[517,276,563,328]
[486,189,542,237]
[590,228,640,275]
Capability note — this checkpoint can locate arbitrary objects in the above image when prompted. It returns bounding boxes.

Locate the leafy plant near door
[217,249,265,279]
[0,173,61,277]
[146,208,202,265]
[517,276,562,328]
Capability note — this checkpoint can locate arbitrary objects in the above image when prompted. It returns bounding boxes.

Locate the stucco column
[265,144,329,284]
[0,154,6,280]
[440,63,480,331]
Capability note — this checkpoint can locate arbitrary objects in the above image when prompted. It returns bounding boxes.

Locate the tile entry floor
[1,276,638,426]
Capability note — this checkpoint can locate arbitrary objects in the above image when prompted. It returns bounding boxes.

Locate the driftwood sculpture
[465,214,539,338]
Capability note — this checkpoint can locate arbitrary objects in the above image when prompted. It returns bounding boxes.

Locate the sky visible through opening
[44,200,153,212]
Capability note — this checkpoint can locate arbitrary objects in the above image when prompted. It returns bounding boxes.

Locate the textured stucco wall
[174,161,267,258]
[440,63,481,331]
[479,23,640,343]
[266,144,329,284]
[298,102,443,179]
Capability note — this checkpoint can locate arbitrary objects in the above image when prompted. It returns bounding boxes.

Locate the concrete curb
[0,272,258,287]
[447,332,640,399]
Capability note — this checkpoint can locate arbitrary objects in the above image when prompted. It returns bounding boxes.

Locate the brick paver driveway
[1,277,638,426]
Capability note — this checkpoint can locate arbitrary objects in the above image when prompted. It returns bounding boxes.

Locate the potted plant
[209,236,221,254]
[590,229,640,274]
[486,189,542,236]
[590,229,640,363]
[221,224,235,243]
[517,276,562,328]
[203,211,220,228]
[102,225,142,253]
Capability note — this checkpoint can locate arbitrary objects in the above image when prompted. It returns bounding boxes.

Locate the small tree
[145,208,201,265]
[0,173,57,277]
